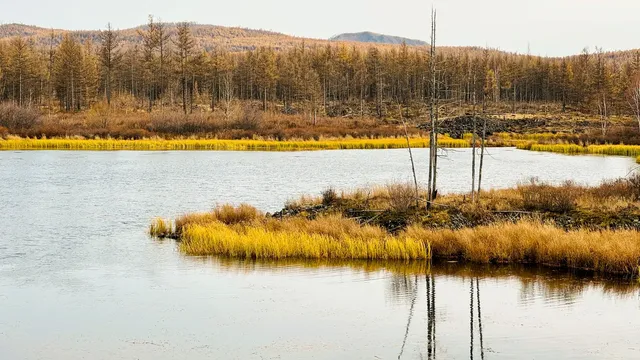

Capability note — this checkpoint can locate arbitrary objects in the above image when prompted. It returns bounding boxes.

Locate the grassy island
[151,178,640,276]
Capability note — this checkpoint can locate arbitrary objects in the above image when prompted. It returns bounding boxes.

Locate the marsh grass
[518,142,640,158]
[152,196,640,275]
[0,136,470,151]
[156,206,640,275]
[149,218,173,238]
[151,178,640,276]
[406,221,640,275]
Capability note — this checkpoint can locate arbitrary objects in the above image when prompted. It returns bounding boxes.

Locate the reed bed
[406,222,640,276]
[518,142,640,158]
[152,204,640,276]
[0,136,469,151]
[149,218,173,238]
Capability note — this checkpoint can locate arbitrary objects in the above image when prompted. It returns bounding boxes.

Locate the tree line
[1,16,640,119]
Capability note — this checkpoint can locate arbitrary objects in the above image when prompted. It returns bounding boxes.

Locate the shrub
[626,174,640,201]
[386,183,417,212]
[0,103,41,130]
[233,104,263,131]
[322,187,339,206]
[519,179,577,213]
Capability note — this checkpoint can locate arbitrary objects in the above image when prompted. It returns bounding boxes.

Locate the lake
[1,148,639,359]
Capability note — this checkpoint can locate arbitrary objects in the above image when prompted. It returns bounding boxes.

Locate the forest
[1,17,640,138]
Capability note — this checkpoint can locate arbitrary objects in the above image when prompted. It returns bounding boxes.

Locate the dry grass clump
[404,221,640,275]
[149,218,173,238]
[518,180,579,213]
[155,204,640,275]
[518,142,640,159]
[179,214,427,260]
[174,204,262,235]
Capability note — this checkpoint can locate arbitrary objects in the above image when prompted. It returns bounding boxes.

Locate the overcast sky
[3,0,639,56]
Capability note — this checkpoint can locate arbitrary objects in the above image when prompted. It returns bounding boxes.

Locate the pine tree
[99,23,120,106]
[175,22,195,114]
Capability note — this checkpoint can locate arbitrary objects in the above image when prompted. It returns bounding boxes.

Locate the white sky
[3,0,639,56]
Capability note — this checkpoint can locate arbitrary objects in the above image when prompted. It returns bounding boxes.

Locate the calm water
[1,148,639,359]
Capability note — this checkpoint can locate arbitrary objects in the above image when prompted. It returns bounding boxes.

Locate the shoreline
[0,136,470,151]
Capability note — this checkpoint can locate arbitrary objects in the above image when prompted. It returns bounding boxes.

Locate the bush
[519,179,577,213]
[0,103,41,130]
[386,183,417,212]
[322,187,339,206]
[626,174,640,201]
[233,104,263,131]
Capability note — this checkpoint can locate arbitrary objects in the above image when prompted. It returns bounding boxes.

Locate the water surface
[0,148,639,359]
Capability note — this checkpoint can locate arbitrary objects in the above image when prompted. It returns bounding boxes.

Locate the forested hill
[0,23,321,51]
[0,23,423,52]
[330,32,428,46]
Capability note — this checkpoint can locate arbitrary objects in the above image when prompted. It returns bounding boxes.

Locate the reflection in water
[207,257,640,299]
[470,278,474,360]
[426,273,436,359]
[398,276,418,359]
[207,258,640,359]
[476,278,485,360]
[470,277,486,360]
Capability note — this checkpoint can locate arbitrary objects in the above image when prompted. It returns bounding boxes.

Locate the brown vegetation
[151,179,640,276]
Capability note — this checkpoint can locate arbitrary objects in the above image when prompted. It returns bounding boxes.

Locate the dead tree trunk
[401,106,420,208]
[477,116,487,200]
[427,9,438,209]
[471,94,477,203]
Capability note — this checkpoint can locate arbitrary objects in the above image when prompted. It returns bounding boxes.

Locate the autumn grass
[149,218,173,238]
[518,142,640,158]
[0,136,470,151]
[405,222,640,276]
[152,195,640,276]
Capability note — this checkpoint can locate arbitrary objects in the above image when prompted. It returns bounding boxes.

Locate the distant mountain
[330,32,428,46]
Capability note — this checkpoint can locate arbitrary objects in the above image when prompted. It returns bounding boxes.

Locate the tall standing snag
[400,105,419,207]
[629,74,640,133]
[427,9,438,209]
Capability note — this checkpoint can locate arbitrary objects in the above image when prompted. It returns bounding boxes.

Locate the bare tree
[427,8,438,208]
[471,75,477,202]
[400,104,419,207]
[629,75,640,132]
[477,116,487,200]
